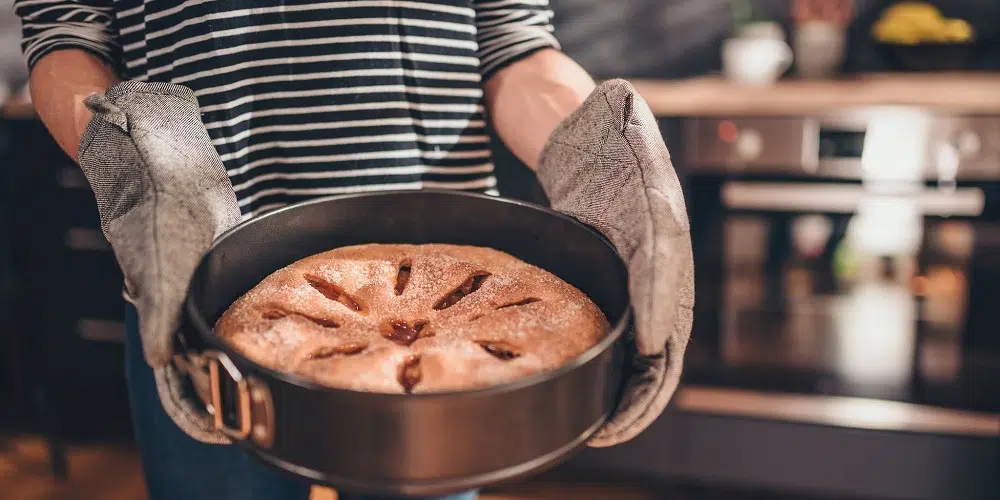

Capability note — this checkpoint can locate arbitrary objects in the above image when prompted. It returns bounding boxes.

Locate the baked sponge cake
[215,244,608,394]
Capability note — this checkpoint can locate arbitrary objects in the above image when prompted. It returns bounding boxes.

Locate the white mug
[722,37,793,85]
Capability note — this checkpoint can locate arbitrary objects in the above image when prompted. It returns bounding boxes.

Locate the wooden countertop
[630,72,1000,116]
[4,72,999,120]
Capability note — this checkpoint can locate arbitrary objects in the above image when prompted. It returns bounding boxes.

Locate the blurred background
[1,1,998,499]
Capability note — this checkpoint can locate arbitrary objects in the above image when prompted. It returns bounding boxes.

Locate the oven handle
[722,181,985,217]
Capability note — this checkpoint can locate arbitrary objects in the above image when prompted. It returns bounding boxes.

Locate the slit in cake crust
[306,342,368,359]
[381,319,430,347]
[476,340,522,360]
[395,258,412,295]
[397,355,422,393]
[434,271,490,310]
[497,297,541,309]
[262,308,340,328]
[303,273,365,313]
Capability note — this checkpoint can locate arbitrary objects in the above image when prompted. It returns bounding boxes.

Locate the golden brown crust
[215,244,608,394]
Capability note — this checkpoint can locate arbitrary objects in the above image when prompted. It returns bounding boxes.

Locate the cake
[214,244,608,394]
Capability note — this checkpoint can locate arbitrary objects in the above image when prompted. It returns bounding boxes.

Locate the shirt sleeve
[475,0,561,81]
[14,0,120,72]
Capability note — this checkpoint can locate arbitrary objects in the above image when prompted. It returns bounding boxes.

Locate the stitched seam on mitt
[81,121,159,251]
[647,186,691,236]
[610,99,674,438]
[111,89,204,170]
[578,117,636,230]
[128,125,167,333]
[132,125,202,167]
[545,138,598,159]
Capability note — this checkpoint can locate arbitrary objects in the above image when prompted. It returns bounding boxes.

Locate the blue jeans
[124,305,477,500]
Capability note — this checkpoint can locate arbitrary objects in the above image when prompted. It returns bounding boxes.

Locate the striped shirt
[15,0,559,219]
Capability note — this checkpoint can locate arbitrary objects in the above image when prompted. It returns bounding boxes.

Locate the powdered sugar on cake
[214,244,608,393]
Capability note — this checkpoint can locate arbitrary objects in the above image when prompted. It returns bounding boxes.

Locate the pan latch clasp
[204,350,253,441]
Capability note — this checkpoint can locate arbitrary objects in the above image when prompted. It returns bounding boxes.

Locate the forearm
[29,50,120,162]
[483,48,595,170]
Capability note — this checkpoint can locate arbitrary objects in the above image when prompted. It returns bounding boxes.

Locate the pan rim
[183,189,632,399]
[244,407,608,496]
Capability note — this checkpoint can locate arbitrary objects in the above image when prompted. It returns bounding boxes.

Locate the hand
[536,79,694,447]
[77,80,242,443]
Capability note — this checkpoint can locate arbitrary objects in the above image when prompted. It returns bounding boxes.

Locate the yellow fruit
[883,2,943,22]
[873,22,920,44]
[944,19,973,42]
[873,1,974,44]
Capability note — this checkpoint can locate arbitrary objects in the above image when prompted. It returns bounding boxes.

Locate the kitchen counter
[5,72,1000,120]
[630,72,1000,116]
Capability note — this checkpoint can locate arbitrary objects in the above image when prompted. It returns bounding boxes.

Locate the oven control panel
[688,118,812,170]
[686,113,1000,181]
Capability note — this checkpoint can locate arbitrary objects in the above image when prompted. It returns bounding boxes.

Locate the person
[14,1,695,500]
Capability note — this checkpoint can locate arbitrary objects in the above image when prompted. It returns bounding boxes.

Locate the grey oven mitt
[537,79,694,447]
[78,80,241,443]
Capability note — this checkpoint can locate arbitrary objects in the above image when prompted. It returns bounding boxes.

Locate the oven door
[687,177,1000,414]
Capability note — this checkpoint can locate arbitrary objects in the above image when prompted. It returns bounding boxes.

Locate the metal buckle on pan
[204,350,253,440]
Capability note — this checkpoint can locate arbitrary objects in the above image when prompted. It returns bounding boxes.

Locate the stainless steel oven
[556,108,1000,500]
[563,110,1000,500]
[686,110,1000,181]
[683,109,1000,406]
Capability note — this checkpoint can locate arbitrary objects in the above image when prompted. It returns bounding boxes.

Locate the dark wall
[549,0,1000,78]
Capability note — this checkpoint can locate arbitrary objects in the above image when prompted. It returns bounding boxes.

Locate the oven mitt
[78,80,242,444]
[537,79,694,447]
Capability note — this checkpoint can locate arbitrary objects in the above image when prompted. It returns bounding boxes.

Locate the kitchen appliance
[181,190,631,497]
[684,108,1000,414]
[561,108,999,500]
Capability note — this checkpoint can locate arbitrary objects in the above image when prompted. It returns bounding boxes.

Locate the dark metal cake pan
[182,190,631,497]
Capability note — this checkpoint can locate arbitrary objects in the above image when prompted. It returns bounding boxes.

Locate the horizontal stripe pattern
[15,0,559,218]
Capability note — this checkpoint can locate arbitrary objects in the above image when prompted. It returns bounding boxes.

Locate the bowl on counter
[878,42,981,71]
